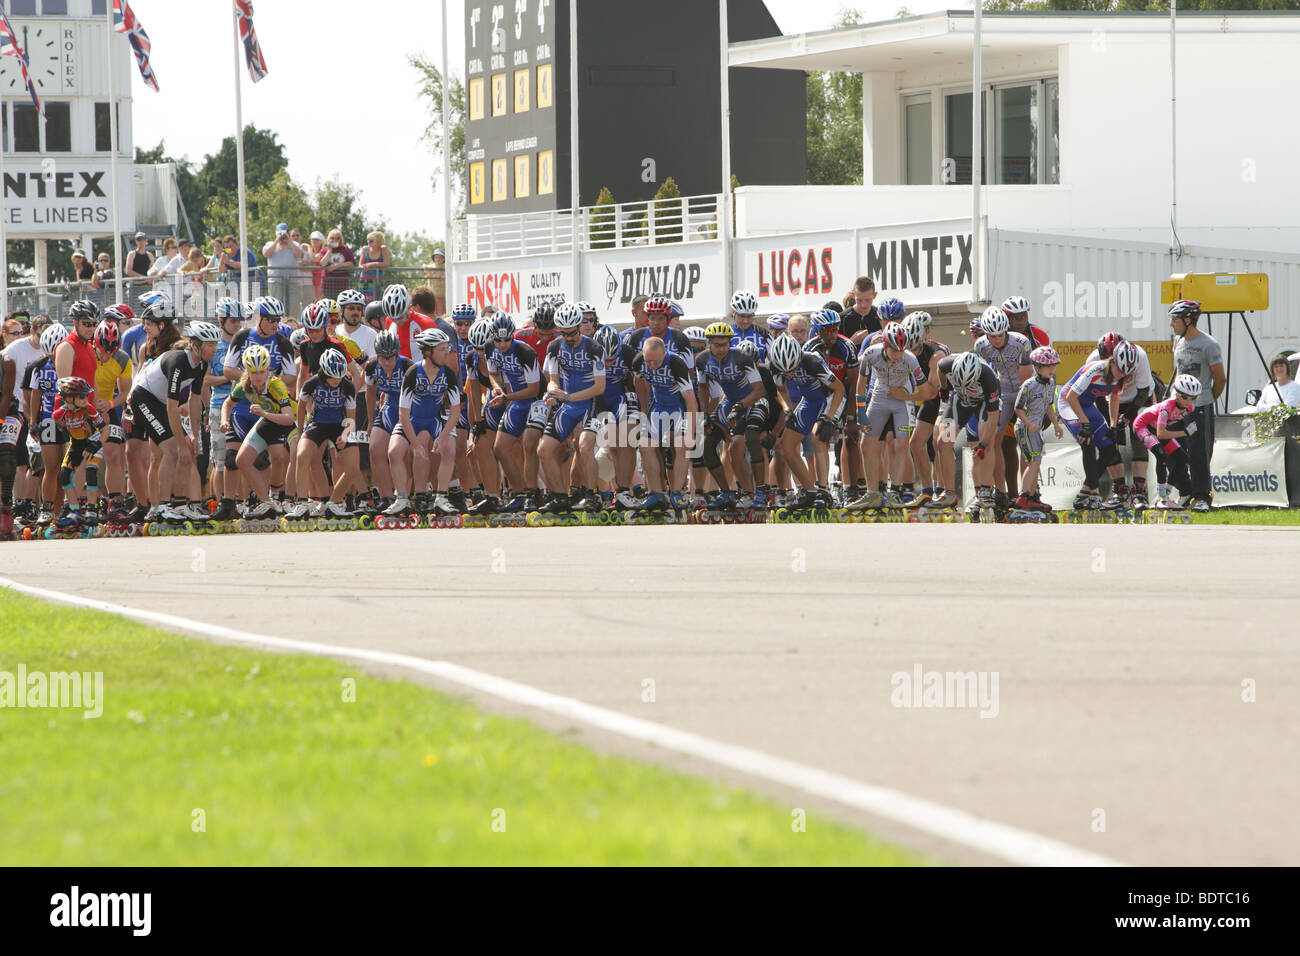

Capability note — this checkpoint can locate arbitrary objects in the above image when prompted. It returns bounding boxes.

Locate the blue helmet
[876,297,904,322]
[810,308,841,332]
[452,302,476,321]
[593,324,621,359]
[490,312,516,341]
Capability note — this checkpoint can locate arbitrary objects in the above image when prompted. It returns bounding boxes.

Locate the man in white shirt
[1256,352,1300,410]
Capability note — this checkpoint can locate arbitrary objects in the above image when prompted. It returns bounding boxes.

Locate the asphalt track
[7,523,1298,865]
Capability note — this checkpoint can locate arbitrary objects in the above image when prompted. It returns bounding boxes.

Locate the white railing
[454,193,723,261]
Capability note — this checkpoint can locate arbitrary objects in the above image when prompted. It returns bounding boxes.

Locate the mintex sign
[1,162,136,235]
[460,256,571,316]
[860,220,972,305]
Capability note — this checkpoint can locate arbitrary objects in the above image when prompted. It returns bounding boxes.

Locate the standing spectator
[839,276,880,340]
[1169,300,1226,512]
[425,247,446,316]
[71,249,95,293]
[125,232,153,297]
[307,230,326,300]
[629,294,649,333]
[318,228,355,297]
[262,222,304,307]
[358,231,391,300]
[91,252,116,305]
[1255,352,1300,410]
[146,238,179,278]
[216,234,258,278]
[172,239,195,272]
[178,246,215,315]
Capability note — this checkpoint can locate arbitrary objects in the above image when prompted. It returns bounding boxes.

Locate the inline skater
[464,319,506,509]
[630,337,699,510]
[536,303,606,512]
[1055,340,1139,510]
[0,346,23,539]
[225,296,296,393]
[381,283,440,359]
[483,313,543,512]
[296,301,366,504]
[768,333,844,509]
[221,344,296,519]
[803,308,861,496]
[287,347,360,519]
[626,294,694,357]
[931,351,1002,515]
[695,321,766,508]
[973,305,1032,507]
[365,329,413,511]
[903,312,950,507]
[203,298,247,522]
[1001,295,1051,348]
[23,323,70,526]
[385,328,462,516]
[1011,345,1063,512]
[1133,374,1201,509]
[1087,331,1154,508]
[851,296,903,349]
[684,325,708,358]
[728,291,770,365]
[851,322,925,509]
[447,302,482,511]
[577,301,599,339]
[124,321,220,522]
[50,377,107,530]
[89,318,133,519]
[335,289,376,360]
[583,323,640,507]
[516,301,562,502]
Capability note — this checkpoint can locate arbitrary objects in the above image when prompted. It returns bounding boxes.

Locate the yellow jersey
[94,348,133,404]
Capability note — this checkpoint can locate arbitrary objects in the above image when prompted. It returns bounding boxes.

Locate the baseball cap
[72,249,87,258]
[134,231,147,240]
[276,222,289,234]
[310,230,325,240]
[432,248,445,259]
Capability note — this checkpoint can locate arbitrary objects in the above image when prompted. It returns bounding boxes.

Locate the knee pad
[58,466,74,489]
[745,427,764,465]
[0,447,16,482]
[1098,443,1122,470]
[700,433,722,472]
[85,465,99,491]
[226,448,239,472]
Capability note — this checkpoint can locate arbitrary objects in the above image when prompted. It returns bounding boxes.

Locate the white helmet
[1002,295,1030,315]
[318,348,348,379]
[1172,373,1202,399]
[336,289,366,308]
[414,328,450,352]
[730,290,757,316]
[949,351,984,390]
[468,319,493,350]
[768,333,804,374]
[684,326,707,344]
[1111,340,1139,377]
[381,284,410,319]
[979,306,1010,336]
[40,323,68,355]
[185,321,221,343]
[900,315,925,352]
[909,310,933,330]
[554,302,583,330]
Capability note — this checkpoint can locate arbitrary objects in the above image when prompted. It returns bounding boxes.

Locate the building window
[9,1,37,15]
[903,94,931,185]
[13,104,41,152]
[943,90,986,185]
[44,101,70,151]
[994,84,1037,185]
[1045,80,1059,184]
[93,0,109,14]
[11,101,70,152]
[95,101,120,152]
[44,0,69,14]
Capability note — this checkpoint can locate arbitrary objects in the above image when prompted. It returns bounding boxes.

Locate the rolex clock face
[0,23,66,94]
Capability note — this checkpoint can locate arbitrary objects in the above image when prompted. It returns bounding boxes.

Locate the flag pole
[1,105,7,316]
[231,1,249,305]
[105,4,123,304]
[441,0,452,305]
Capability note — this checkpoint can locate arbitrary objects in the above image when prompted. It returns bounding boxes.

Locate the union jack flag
[112,0,159,92]
[235,1,268,83]
[0,11,42,115]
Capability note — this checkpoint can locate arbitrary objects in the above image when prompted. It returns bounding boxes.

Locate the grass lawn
[0,590,921,866]
[1192,508,1300,526]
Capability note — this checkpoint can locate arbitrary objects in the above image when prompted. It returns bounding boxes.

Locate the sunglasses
[453,319,472,326]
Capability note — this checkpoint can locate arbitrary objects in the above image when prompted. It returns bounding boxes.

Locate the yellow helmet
[704,321,734,339]
[241,343,272,372]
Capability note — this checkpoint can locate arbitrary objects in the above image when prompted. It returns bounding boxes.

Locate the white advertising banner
[735,231,855,315]
[583,242,725,320]
[458,255,572,316]
[857,219,973,306]
[2,161,136,235]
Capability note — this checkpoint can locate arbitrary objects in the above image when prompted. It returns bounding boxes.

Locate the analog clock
[0,22,67,95]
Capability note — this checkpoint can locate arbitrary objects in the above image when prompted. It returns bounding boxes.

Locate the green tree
[589,186,616,249]
[409,54,467,218]
[310,177,372,249]
[203,168,314,251]
[196,125,289,206]
[650,177,683,244]
[806,9,866,185]
[387,230,439,267]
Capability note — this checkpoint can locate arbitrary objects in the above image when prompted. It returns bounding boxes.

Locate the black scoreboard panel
[465,0,804,214]
[465,0,560,214]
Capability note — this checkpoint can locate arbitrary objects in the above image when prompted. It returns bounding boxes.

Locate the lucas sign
[2,162,136,235]
[735,233,854,314]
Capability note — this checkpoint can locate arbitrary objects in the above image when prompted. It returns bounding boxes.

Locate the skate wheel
[358,515,374,530]
[526,511,543,528]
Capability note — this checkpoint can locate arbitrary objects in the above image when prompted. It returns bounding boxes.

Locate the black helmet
[364,300,386,329]
[533,301,556,331]
[67,299,101,324]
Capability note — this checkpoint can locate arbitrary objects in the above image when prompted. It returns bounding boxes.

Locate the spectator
[358,230,391,299]
[318,228,355,297]
[146,238,179,277]
[839,276,880,340]
[425,247,446,315]
[629,294,649,332]
[177,246,214,315]
[71,249,94,292]
[172,239,195,272]
[1170,300,1226,512]
[215,234,258,277]
[262,222,304,306]
[307,230,326,300]
[125,232,153,283]
[1255,352,1300,410]
[92,252,116,303]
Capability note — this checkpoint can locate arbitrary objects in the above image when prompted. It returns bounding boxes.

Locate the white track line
[2,575,1120,867]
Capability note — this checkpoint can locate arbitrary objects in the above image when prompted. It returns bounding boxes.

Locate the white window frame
[901,93,932,186]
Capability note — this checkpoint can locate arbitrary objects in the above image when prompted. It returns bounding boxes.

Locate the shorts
[37,416,68,446]
[524,399,553,433]
[947,397,995,443]
[208,408,228,470]
[126,389,172,444]
[243,417,292,455]
[348,393,369,447]
[500,399,533,439]
[304,421,345,446]
[105,406,125,445]
[788,393,828,436]
[995,397,1016,433]
[645,405,688,447]
[480,398,503,433]
[1014,421,1044,461]
[917,397,941,427]
[1061,400,1112,446]
[862,393,911,440]
[544,400,590,442]
[585,391,628,435]
[406,417,449,442]
[373,397,400,435]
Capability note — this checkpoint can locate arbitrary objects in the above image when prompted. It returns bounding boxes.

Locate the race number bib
[0,416,21,445]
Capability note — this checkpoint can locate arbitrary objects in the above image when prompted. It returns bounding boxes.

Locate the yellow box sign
[1052,341,1174,386]
[468,77,485,121]
[1161,273,1268,312]
[491,73,507,117]
[469,161,486,206]
[537,149,554,195]
[514,68,530,113]
[514,154,530,199]
[537,63,553,109]
[491,159,508,202]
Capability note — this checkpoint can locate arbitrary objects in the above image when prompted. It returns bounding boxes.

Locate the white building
[452,9,1300,409]
[1,0,184,292]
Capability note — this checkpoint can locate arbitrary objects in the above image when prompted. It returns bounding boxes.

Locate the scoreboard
[465,0,560,214]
